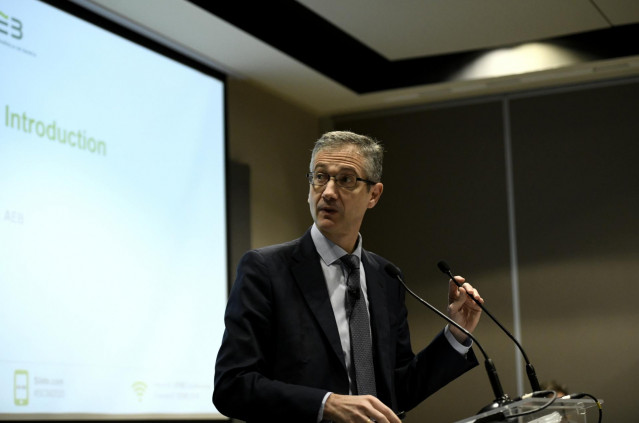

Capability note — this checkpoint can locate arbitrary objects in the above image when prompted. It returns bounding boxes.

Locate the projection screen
[0,0,228,419]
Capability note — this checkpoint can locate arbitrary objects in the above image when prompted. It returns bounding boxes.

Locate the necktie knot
[340,255,361,297]
[340,254,360,271]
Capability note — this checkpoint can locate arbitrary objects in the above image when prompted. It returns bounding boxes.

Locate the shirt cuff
[318,392,332,422]
[444,324,472,355]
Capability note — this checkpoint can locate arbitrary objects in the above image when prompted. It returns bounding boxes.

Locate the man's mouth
[318,206,337,215]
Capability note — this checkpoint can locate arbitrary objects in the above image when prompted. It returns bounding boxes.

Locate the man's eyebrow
[313,163,357,173]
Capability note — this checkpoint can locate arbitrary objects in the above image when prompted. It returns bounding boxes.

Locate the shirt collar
[310,224,363,266]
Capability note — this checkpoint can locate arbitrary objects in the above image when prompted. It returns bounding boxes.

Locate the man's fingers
[450,277,483,304]
[461,282,484,304]
[324,394,401,423]
[364,395,402,423]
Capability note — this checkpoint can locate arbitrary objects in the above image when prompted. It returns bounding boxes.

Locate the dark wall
[509,81,639,423]
[227,161,251,286]
[329,76,639,423]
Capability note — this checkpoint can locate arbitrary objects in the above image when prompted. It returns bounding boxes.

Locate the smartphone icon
[14,370,29,406]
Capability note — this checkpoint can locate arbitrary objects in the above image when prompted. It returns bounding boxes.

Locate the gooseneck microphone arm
[384,263,511,409]
[437,260,541,392]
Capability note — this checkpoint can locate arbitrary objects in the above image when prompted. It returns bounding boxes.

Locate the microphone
[437,260,541,393]
[384,263,511,412]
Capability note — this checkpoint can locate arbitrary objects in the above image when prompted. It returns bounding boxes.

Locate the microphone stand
[437,260,541,393]
[385,264,512,413]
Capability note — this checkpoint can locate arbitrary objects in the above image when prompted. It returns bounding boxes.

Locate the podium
[453,397,602,423]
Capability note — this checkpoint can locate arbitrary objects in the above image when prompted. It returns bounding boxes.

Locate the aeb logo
[0,9,23,40]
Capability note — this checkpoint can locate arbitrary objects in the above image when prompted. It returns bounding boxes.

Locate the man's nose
[321,178,339,199]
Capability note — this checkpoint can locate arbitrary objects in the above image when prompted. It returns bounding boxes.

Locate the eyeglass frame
[306,171,378,190]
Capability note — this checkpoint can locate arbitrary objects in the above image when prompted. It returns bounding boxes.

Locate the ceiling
[75,0,639,116]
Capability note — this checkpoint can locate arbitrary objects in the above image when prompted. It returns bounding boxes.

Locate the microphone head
[384,263,401,278]
[437,260,451,274]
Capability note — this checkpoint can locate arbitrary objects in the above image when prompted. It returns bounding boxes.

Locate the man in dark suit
[213,131,484,423]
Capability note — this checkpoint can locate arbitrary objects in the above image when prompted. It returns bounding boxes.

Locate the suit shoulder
[363,250,405,283]
[239,236,306,267]
[252,237,300,257]
[363,249,394,268]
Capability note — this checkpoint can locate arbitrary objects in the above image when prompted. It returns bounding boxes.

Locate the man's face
[308,145,383,250]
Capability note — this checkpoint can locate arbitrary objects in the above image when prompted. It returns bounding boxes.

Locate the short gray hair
[309,131,384,183]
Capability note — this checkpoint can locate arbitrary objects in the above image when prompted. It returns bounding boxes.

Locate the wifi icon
[131,381,147,402]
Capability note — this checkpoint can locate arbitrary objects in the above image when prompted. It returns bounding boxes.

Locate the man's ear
[367,183,383,209]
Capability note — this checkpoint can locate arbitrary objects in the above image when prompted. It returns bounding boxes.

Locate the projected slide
[0,0,227,419]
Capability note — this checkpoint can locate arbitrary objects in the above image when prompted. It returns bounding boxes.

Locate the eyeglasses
[307,172,377,189]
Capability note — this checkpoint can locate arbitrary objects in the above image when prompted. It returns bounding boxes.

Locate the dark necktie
[340,254,377,396]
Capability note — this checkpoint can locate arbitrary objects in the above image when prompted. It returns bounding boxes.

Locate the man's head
[309,131,384,185]
[307,131,384,252]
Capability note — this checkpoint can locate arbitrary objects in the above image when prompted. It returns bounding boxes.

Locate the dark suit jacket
[213,228,478,422]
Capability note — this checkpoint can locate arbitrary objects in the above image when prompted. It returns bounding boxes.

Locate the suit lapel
[291,230,347,372]
[289,231,394,390]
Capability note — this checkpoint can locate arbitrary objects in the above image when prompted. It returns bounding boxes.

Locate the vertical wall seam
[502,97,524,396]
